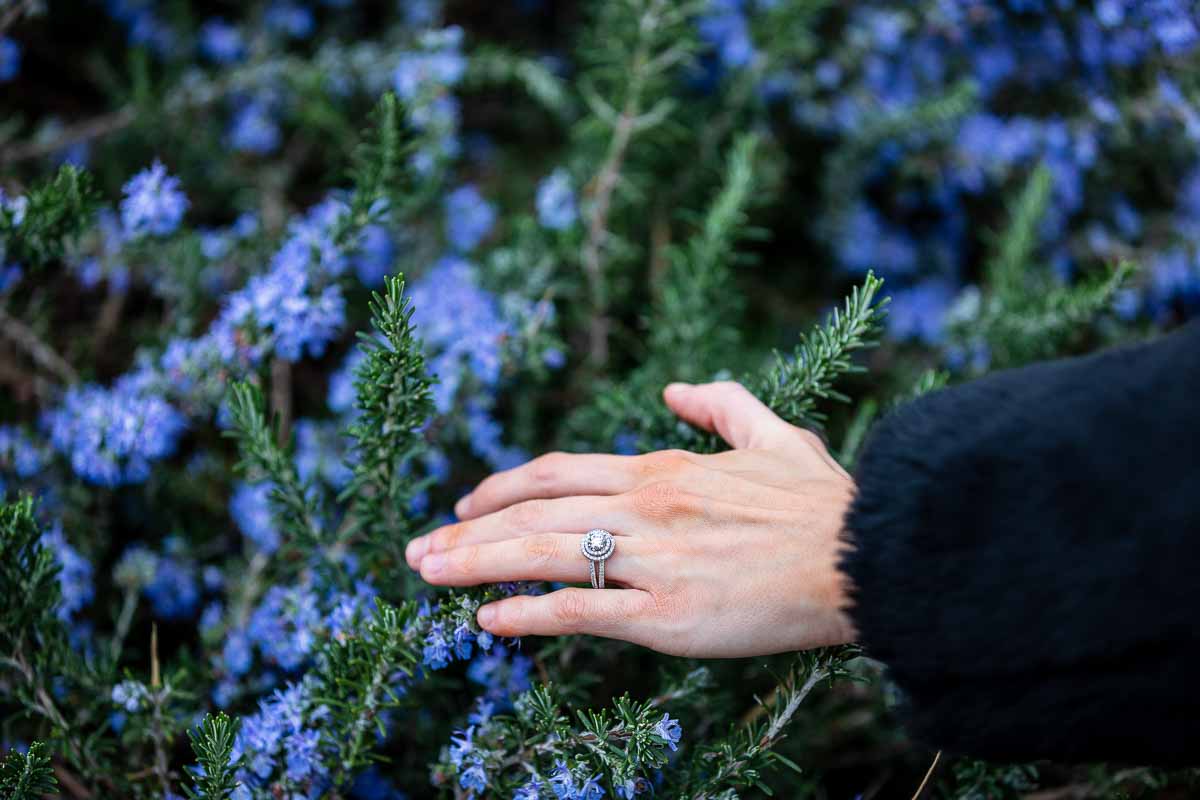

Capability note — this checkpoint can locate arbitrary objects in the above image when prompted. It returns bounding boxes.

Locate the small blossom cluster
[41,522,94,622]
[230,680,331,799]
[42,379,187,487]
[120,160,189,238]
[114,538,202,621]
[393,26,468,173]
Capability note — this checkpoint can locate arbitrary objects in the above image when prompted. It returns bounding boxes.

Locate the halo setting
[580,529,615,588]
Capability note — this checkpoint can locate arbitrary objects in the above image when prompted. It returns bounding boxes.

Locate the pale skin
[405,381,858,658]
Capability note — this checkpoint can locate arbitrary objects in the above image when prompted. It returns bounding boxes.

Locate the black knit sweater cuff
[838,324,1200,766]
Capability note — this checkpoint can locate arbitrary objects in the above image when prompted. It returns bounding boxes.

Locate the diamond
[580,528,615,561]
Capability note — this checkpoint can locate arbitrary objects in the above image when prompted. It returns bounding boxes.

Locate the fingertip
[477,603,497,629]
[663,382,691,399]
[405,536,428,570]
[454,493,473,518]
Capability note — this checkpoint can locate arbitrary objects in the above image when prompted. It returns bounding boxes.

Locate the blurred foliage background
[1,0,1199,798]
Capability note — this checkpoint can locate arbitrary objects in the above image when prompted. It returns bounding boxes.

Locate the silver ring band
[580,529,615,589]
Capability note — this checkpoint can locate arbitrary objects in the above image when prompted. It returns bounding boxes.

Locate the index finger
[455,452,642,519]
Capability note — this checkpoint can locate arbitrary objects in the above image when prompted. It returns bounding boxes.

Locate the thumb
[662,381,788,450]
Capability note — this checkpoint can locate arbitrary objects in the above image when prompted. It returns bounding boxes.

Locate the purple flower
[120,161,188,237]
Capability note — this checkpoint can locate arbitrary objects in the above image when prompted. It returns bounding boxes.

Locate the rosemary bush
[1,1,1198,798]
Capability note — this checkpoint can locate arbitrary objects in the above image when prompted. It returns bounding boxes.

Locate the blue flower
[886,279,957,344]
[423,620,453,669]
[230,482,281,554]
[111,680,148,713]
[536,169,578,231]
[228,98,281,155]
[654,713,682,751]
[513,779,544,800]
[352,766,408,800]
[460,762,488,793]
[232,682,316,784]
[264,1,314,38]
[199,18,244,63]
[328,348,367,415]
[408,257,511,412]
[393,27,467,100]
[549,761,577,799]
[41,524,93,621]
[120,160,189,237]
[834,203,917,278]
[293,418,354,489]
[221,630,253,678]
[449,726,476,767]
[697,0,756,69]
[467,648,533,703]
[284,728,325,782]
[579,775,605,800]
[215,223,348,364]
[0,425,47,479]
[0,37,20,82]
[615,777,651,798]
[355,224,397,286]
[445,185,496,252]
[247,586,323,670]
[43,381,186,487]
[144,552,200,620]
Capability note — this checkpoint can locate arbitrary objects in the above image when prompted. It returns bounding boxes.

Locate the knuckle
[796,427,825,450]
[528,452,568,487]
[636,449,691,477]
[522,534,560,566]
[433,523,465,552]
[450,545,480,573]
[712,380,747,400]
[630,481,697,520]
[504,499,546,531]
[553,590,590,626]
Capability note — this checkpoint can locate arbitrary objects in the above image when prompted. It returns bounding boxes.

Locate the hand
[405,381,858,658]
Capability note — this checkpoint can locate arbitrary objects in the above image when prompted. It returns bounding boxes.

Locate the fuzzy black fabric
[841,321,1200,766]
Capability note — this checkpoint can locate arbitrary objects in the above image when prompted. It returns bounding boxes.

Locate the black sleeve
[840,321,1200,766]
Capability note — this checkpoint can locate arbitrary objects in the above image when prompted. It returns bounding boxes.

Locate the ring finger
[418,532,655,589]
[406,494,639,569]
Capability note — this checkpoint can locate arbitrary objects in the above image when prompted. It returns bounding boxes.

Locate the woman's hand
[405,381,858,658]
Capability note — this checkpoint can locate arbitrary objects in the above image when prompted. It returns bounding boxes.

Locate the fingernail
[477,604,496,628]
[421,553,446,576]
[664,382,690,394]
[454,493,472,518]
[406,537,428,568]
